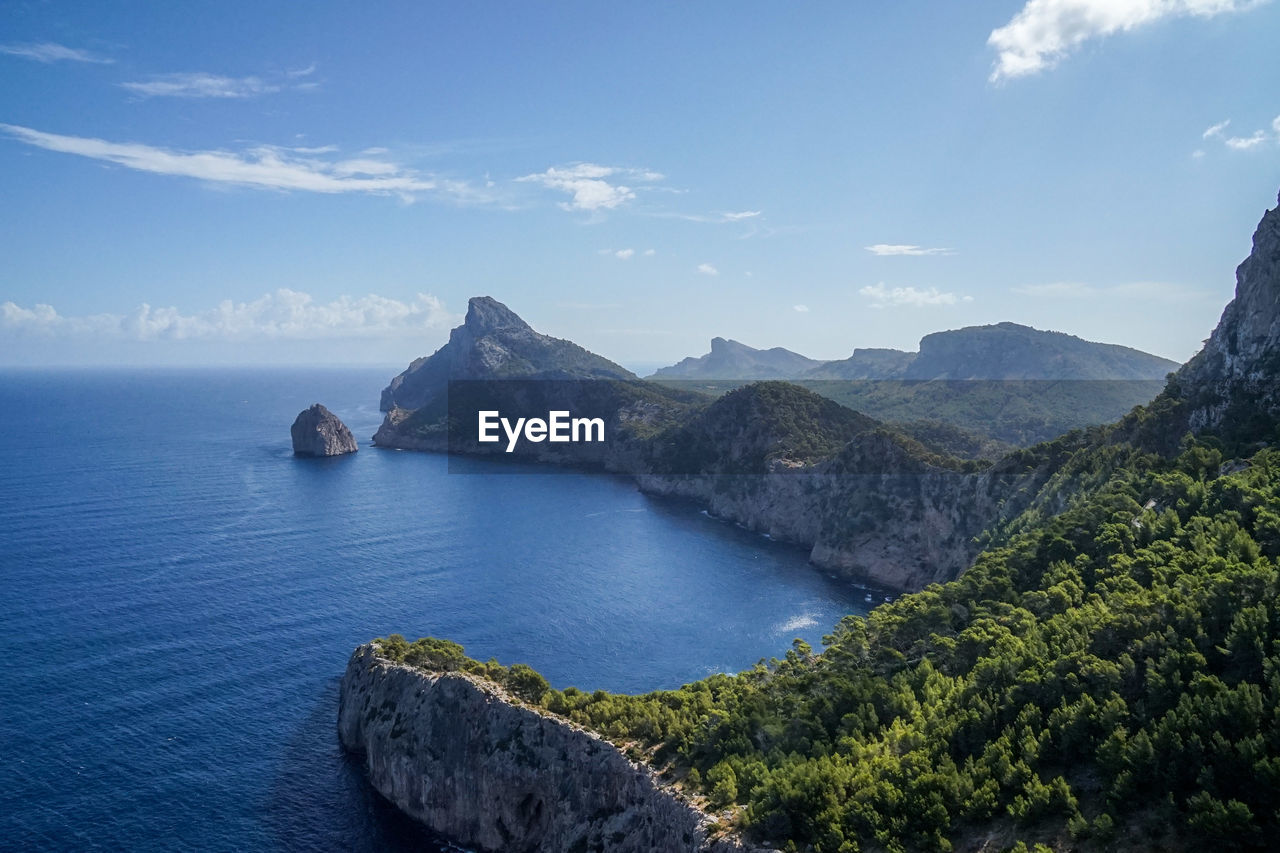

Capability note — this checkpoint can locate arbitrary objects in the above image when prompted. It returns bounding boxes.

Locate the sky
[2,1,1279,370]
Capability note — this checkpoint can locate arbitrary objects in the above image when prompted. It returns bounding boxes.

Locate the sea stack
[291,404,358,457]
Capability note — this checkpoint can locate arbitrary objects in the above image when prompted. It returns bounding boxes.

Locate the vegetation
[383,430,1280,851]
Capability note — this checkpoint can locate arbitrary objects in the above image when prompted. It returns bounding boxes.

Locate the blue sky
[1,1,1278,369]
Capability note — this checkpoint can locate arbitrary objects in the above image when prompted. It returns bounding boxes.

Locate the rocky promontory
[291,404,358,457]
[338,643,761,853]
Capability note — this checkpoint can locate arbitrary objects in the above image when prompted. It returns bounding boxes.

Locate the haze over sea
[0,368,875,852]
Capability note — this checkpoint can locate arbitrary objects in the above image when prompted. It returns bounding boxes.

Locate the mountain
[903,321,1178,380]
[655,324,1178,383]
[649,337,824,380]
[379,296,636,413]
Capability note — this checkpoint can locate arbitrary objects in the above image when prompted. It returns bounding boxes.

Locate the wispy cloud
[859,283,971,308]
[1203,119,1231,138]
[1,290,456,341]
[0,42,113,64]
[1225,130,1268,149]
[793,304,810,313]
[516,163,663,212]
[123,73,272,99]
[988,0,1265,83]
[615,248,635,260]
[697,263,720,276]
[0,124,481,202]
[864,244,954,256]
[1199,114,1280,152]
[658,209,764,224]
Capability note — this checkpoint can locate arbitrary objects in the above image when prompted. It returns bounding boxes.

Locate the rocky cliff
[1173,191,1280,438]
[338,644,761,853]
[290,403,358,457]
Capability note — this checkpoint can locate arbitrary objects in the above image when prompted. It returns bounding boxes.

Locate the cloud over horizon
[987,0,1265,82]
[1,290,457,342]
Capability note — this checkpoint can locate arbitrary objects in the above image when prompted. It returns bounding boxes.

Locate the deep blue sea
[0,369,878,852]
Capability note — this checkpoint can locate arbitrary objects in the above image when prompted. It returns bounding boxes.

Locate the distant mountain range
[651,322,1178,381]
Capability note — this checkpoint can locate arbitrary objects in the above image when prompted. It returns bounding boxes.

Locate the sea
[0,368,879,852]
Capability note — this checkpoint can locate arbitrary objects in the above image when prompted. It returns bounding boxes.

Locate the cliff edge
[338,643,760,853]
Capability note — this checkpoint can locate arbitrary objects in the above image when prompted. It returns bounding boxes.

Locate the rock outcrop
[338,644,761,853]
[291,404,358,457]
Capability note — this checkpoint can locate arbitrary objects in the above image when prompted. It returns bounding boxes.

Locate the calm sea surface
[0,369,877,851]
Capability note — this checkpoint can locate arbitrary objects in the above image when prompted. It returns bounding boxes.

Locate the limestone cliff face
[338,644,761,853]
[291,403,358,457]
[635,434,1051,591]
[1175,191,1280,435]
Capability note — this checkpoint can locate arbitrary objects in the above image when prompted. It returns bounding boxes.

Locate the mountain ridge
[651,321,1178,381]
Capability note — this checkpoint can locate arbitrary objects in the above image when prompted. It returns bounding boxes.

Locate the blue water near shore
[0,369,877,851]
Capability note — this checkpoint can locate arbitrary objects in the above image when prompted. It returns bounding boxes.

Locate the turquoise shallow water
[0,368,876,851]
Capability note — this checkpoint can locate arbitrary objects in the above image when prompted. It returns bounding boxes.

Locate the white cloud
[1203,119,1231,138]
[615,248,635,260]
[721,210,762,221]
[1192,149,1207,158]
[0,124,480,202]
[1,290,456,341]
[697,263,719,276]
[0,42,113,64]
[643,249,656,256]
[864,244,954,256]
[859,283,971,308]
[988,0,1264,83]
[793,304,810,312]
[516,163,662,212]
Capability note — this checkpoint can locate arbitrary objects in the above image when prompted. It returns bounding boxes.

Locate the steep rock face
[1175,192,1280,435]
[379,296,636,413]
[651,337,823,380]
[290,404,358,457]
[338,645,761,853]
[636,432,1051,590]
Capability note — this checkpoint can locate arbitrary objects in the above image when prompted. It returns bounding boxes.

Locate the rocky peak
[464,296,532,336]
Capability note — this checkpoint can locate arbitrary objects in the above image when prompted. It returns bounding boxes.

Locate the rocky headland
[338,643,762,853]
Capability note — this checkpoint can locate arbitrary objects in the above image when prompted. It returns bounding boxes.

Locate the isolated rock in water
[291,404,358,457]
